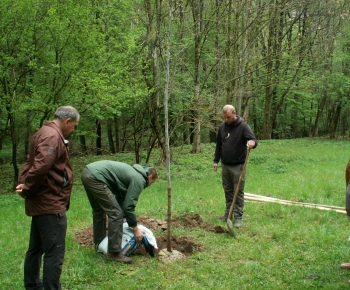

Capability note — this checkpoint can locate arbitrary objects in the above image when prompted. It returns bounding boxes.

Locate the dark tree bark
[311,93,327,137]
[107,119,116,154]
[190,0,203,153]
[114,116,120,153]
[96,120,102,156]
[330,100,342,139]
[79,135,88,155]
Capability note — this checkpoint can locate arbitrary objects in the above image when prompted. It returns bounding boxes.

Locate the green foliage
[1,140,350,289]
[0,163,13,193]
[2,0,350,168]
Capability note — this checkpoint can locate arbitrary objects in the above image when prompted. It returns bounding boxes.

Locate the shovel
[227,145,251,237]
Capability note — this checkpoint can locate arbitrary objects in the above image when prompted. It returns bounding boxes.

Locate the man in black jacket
[213,105,257,227]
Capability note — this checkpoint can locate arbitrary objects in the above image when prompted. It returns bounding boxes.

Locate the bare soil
[74,213,228,257]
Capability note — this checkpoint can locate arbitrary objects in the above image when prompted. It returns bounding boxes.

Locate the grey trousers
[222,163,245,219]
[81,167,123,252]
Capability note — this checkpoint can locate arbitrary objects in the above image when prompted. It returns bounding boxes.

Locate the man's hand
[133,226,143,242]
[247,140,256,149]
[213,163,218,171]
[15,184,26,198]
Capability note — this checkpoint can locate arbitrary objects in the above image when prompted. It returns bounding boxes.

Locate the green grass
[1,139,350,289]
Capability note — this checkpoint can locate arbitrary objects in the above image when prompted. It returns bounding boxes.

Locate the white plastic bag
[97,222,157,255]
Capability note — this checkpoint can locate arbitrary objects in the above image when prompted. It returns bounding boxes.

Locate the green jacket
[86,161,148,227]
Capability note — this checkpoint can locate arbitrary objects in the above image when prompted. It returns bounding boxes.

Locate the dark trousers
[81,167,124,252]
[222,163,245,218]
[24,213,67,290]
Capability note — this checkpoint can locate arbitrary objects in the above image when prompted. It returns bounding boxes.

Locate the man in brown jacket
[16,106,80,290]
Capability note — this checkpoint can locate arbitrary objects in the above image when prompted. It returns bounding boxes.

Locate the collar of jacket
[225,116,242,127]
[45,121,67,144]
[132,164,149,186]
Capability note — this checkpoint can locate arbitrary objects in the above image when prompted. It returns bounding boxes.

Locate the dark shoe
[106,252,132,264]
[234,218,243,228]
[341,263,350,269]
[219,215,228,222]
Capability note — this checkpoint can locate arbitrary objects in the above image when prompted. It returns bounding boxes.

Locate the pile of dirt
[134,213,227,234]
[74,213,227,258]
[174,213,228,233]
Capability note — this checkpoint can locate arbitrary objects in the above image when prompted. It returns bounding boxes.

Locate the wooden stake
[245,192,346,214]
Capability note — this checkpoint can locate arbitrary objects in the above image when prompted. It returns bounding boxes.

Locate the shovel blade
[227,219,236,238]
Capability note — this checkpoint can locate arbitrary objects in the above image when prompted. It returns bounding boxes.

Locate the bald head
[222,105,237,124]
[223,105,236,114]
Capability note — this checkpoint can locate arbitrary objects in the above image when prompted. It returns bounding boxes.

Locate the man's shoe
[219,215,228,222]
[106,252,132,264]
[341,263,350,269]
[234,218,243,228]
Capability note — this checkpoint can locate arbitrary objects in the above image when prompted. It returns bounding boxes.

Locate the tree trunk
[261,10,275,140]
[79,135,88,155]
[114,116,120,153]
[243,0,253,122]
[190,0,203,154]
[164,1,174,252]
[183,115,190,144]
[209,0,221,143]
[143,0,165,161]
[107,119,116,154]
[10,115,19,189]
[96,120,102,155]
[330,100,342,139]
[225,0,233,104]
[24,111,31,159]
[311,93,327,137]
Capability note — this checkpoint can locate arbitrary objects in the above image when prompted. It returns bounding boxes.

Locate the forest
[1,0,350,178]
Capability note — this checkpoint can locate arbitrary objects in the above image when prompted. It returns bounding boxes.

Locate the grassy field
[1,139,350,289]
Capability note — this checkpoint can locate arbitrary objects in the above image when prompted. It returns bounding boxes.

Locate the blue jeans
[24,213,67,290]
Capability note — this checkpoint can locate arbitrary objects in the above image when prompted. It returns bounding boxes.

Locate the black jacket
[214,116,257,165]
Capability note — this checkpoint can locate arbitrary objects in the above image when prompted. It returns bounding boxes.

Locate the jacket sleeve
[123,179,145,227]
[243,123,258,148]
[21,134,58,197]
[18,156,31,184]
[346,160,350,187]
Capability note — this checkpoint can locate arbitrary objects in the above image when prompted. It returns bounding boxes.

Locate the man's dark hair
[149,167,158,181]
[54,106,80,122]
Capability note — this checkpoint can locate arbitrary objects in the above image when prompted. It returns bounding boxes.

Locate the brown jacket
[18,121,74,216]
